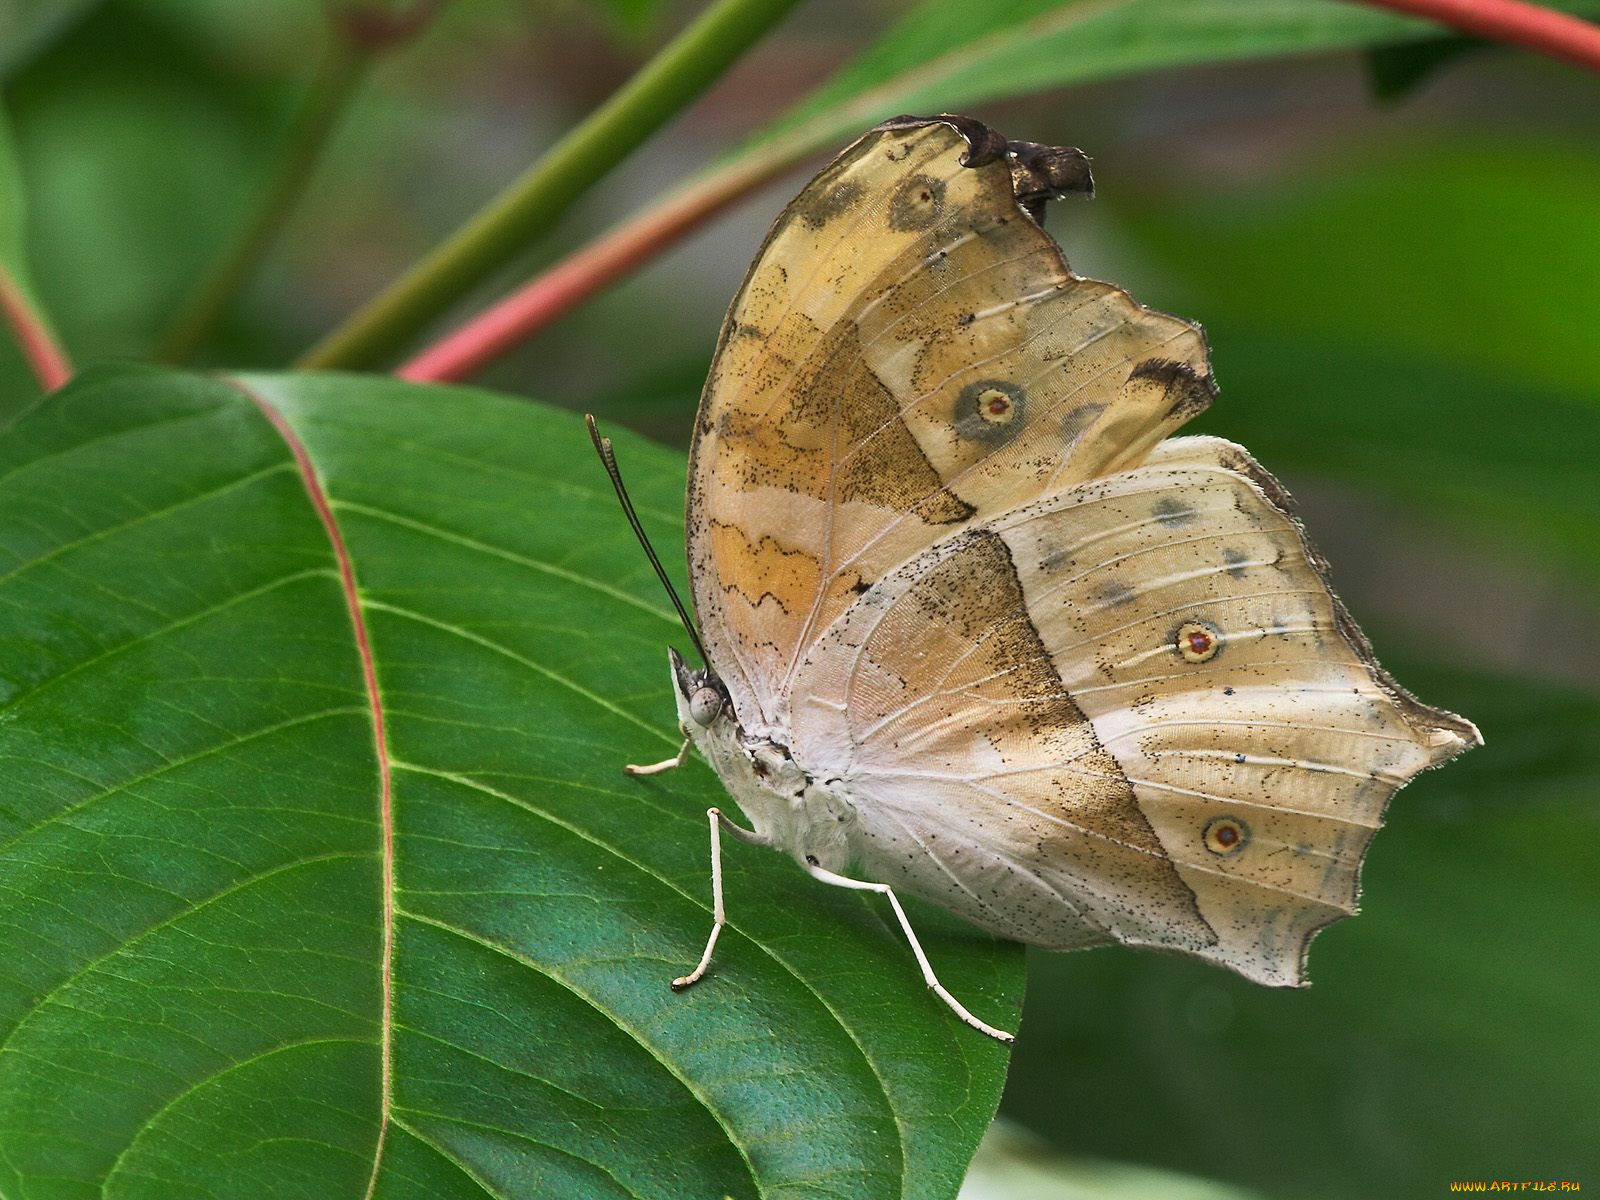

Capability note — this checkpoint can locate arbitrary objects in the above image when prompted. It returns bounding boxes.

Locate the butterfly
[597,113,1480,1044]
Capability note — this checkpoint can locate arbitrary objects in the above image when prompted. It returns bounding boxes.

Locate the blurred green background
[3,2,1596,1197]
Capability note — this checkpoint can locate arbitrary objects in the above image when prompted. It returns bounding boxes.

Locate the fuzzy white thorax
[669,655,857,873]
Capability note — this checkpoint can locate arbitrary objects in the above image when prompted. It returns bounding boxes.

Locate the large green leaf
[0,366,1021,1197]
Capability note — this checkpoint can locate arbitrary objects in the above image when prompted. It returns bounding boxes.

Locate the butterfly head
[670,645,732,730]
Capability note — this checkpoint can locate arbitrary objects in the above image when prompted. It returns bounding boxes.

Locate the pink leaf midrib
[232,379,394,1192]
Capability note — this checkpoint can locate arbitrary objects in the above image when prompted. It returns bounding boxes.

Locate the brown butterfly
[602,114,1479,1043]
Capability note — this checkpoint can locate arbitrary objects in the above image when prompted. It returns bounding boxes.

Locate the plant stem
[0,269,72,391]
[157,39,370,364]
[1360,0,1600,71]
[395,137,800,383]
[297,0,802,371]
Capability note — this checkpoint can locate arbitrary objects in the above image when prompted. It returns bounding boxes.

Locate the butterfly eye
[1203,817,1249,857]
[1175,619,1223,664]
[688,687,724,727]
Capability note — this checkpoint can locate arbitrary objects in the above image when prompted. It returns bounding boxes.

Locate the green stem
[157,39,369,364]
[296,0,803,371]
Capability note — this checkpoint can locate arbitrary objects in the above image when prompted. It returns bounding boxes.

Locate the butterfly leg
[626,723,693,776]
[801,859,1015,1044]
[672,807,771,992]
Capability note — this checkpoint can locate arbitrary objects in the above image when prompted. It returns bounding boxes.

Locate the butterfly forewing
[690,119,1212,727]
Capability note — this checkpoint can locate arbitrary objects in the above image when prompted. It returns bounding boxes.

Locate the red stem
[0,270,72,392]
[396,0,1600,385]
[1361,0,1600,71]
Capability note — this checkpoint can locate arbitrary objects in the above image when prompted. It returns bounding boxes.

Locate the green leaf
[0,0,103,77]
[1116,136,1600,405]
[0,366,1021,1198]
[3,3,266,363]
[757,0,1452,150]
[964,1120,1265,1198]
[591,0,681,40]
[1002,658,1600,1198]
[1190,333,1600,584]
[0,109,40,304]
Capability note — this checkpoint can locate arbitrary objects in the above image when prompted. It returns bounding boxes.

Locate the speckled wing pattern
[687,115,1479,985]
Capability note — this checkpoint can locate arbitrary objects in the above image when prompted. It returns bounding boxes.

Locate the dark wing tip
[872,114,1094,225]
[1129,357,1219,420]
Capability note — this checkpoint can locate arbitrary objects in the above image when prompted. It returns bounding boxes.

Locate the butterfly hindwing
[788,435,1477,983]
[785,525,1214,956]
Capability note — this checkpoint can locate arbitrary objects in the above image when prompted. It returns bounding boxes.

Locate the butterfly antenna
[586,414,710,668]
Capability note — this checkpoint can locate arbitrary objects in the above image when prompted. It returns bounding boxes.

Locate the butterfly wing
[787,437,1479,984]
[689,113,1478,984]
[688,116,1214,731]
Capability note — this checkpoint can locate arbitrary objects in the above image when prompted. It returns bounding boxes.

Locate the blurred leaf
[960,1120,1263,1199]
[1002,658,1600,1199]
[0,108,43,306]
[759,0,1453,149]
[1191,332,1600,583]
[4,2,285,362]
[1102,134,1600,582]
[450,0,1592,388]
[0,0,103,77]
[1117,136,1600,410]
[1364,34,1492,100]
[593,0,679,40]
[0,366,1021,1198]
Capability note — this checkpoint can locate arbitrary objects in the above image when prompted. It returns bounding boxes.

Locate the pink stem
[0,270,72,392]
[1362,0,1600,71]
[396,155,775,383]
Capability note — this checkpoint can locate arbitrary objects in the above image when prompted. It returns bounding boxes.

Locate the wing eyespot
[1203,817,1249,857]
[887,174,945,231]
[954,379,1026,444]
[1174,619,1224,664]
